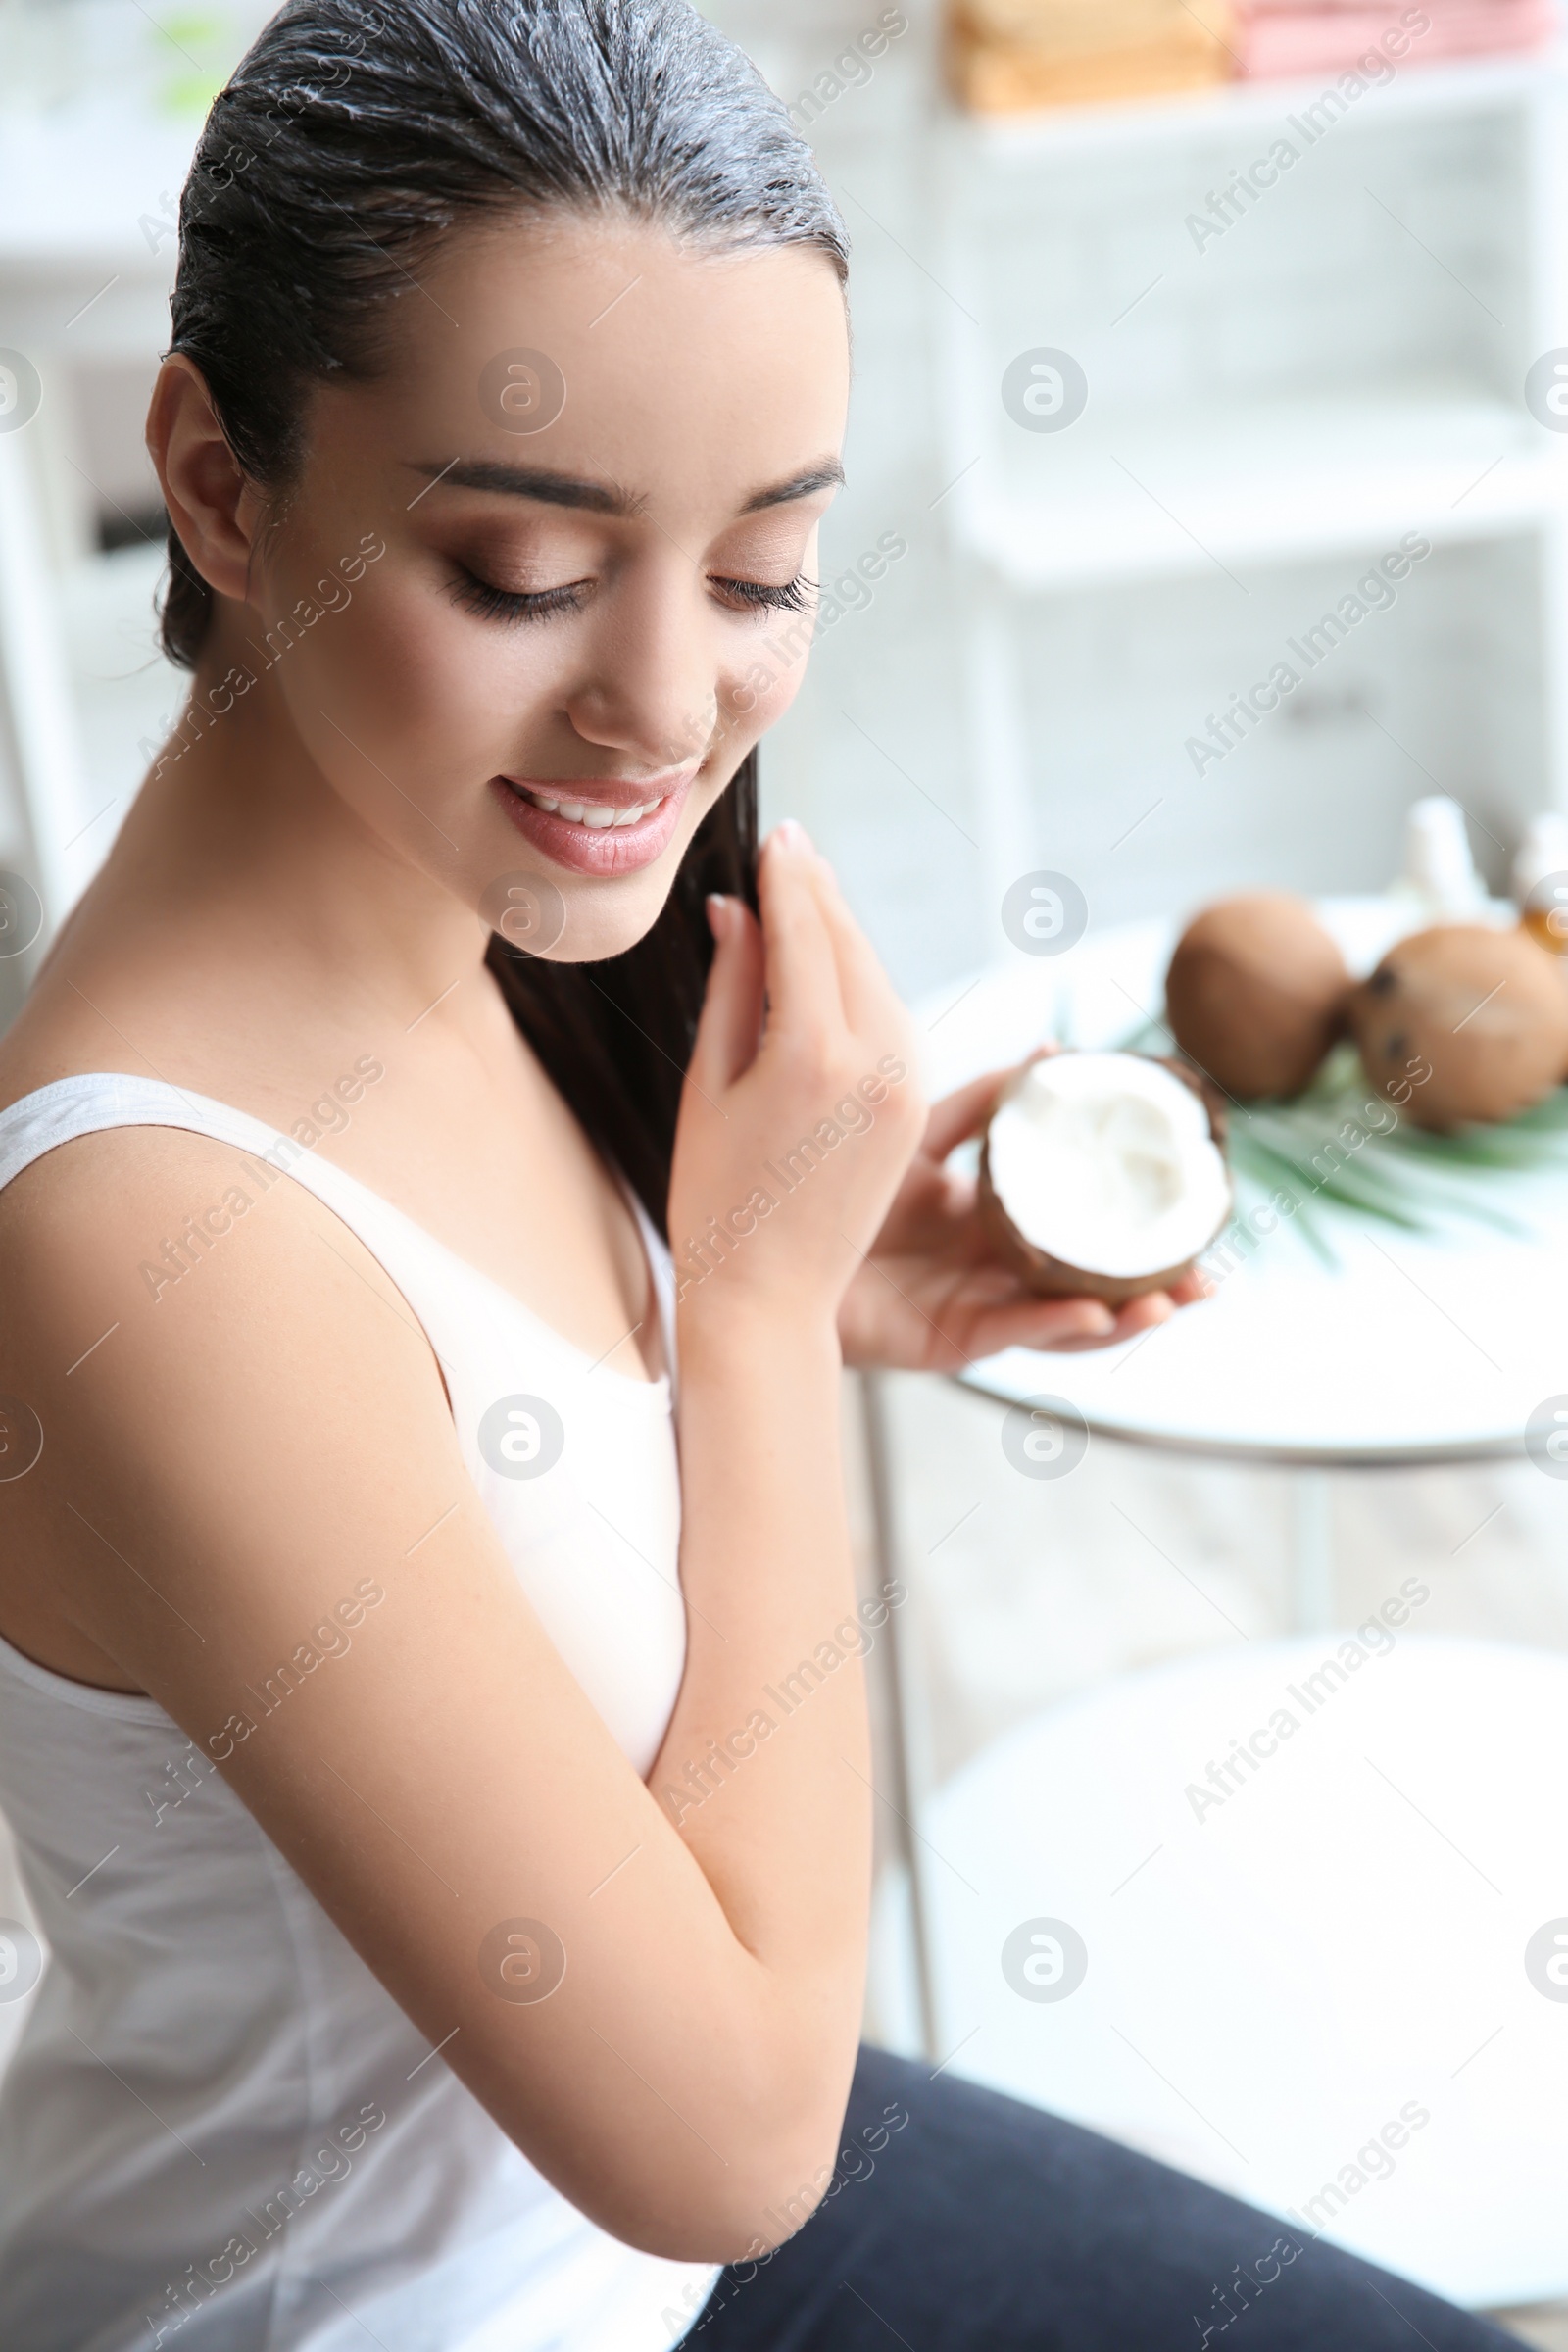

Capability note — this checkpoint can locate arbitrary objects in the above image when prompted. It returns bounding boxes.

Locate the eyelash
[449,571,585,625]
[717,574,818,616]
[447,566,818,626]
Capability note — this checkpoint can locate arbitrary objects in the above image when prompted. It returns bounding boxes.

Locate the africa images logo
[478,1395,566,1481]
[1001,1917,1089,2003]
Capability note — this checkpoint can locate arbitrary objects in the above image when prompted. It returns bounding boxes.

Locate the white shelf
[951,384,1568,591]
[944,42,1567,162]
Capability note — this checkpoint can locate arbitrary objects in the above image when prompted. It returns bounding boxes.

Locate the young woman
[0,4,1517,2346]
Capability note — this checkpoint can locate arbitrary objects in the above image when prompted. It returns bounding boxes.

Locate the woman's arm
[645,828,924,2155]
[0,828,921,2266]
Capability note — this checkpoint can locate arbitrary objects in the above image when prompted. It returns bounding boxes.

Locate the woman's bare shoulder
[0,1096,449,1673]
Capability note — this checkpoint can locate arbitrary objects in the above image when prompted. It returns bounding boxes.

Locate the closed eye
[447,564,821,627]
[447,566,589,625]
[711,573,818,616]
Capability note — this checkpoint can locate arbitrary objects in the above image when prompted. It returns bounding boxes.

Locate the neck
[75,625,489,1029]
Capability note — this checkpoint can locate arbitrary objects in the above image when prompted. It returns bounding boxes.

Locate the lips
[490,767,695,876]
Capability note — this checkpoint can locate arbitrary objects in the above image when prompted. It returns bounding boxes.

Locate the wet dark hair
[160,0,848,1233]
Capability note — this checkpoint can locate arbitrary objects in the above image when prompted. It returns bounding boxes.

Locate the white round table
[909,896,1568,1624]
[921,895,1568,1472]
[866,894,1568,2093]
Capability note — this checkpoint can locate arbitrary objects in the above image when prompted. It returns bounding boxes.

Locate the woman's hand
[667,822,925,1336]
[837,1063,1209,1372]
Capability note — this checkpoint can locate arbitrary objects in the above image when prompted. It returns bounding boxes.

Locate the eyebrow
[740,461,846,513]
[406,456,845,518]
[408,459,637,515]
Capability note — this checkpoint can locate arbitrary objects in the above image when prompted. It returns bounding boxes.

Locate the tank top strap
[0,1071,292,1193]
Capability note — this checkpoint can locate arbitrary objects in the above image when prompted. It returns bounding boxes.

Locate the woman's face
[226,213,851,961]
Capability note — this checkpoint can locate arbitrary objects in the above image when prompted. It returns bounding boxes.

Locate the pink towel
[1238,0,1555,76]
[1244,0,1537,10]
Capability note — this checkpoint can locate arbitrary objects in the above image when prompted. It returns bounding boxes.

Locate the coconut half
[979,1052,1232,1304]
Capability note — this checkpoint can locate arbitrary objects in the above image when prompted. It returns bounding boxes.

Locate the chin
[532,865,681,967]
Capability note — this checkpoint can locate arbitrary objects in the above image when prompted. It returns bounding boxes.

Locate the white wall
[703,2,1566,1001]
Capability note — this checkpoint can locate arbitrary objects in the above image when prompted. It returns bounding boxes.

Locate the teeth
[519,785,661,829]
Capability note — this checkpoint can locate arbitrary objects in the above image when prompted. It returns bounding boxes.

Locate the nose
[562,557,719,775]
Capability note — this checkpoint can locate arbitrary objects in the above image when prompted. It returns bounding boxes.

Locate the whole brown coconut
[1165,893,1349,1101]
[1348,924,1568,1131]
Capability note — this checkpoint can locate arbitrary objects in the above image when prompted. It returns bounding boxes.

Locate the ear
[145,354,262,607]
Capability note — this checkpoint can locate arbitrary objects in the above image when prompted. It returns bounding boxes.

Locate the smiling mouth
[491,765,699,871]
[510,783,666,831]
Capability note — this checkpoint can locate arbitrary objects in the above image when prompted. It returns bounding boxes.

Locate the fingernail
[706,892,730,940]
[774,818,812,854]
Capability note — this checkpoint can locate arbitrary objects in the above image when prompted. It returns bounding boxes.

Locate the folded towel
[949,0,1553,111]
[950,0,1234,109]
[949,24,1234,107]
[1238,0,1553,75]
[961,0,1228,34]
[1242,0,1539,12]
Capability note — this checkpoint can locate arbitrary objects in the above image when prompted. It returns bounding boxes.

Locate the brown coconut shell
[978,1054,1232,1305]
[1165,892,1350,1102]
[1348,924,1568,1132]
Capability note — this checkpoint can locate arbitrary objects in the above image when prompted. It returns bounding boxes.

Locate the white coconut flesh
[988,1054,1229,1280]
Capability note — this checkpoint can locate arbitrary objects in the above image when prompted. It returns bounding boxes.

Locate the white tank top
[0,1074,719,2352]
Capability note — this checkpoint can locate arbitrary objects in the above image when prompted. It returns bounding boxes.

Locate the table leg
[859,1371,941,2064]
[1288,1465,1336,1633]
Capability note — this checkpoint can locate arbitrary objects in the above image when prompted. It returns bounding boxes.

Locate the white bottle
[1392,796,1488,923]
[1513,811,1568,952]
[1512,810,1568,905]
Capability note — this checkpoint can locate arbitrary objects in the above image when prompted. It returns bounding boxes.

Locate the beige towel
[949,0,1235,109]
[950,42,1232,108]
[958,0,1232,43]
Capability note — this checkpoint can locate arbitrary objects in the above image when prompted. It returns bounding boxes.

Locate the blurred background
[3,0,1568,2336]
[5,0,1566,1002]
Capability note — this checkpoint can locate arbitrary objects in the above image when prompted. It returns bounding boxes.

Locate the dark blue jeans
[683,2044,1516,2350]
